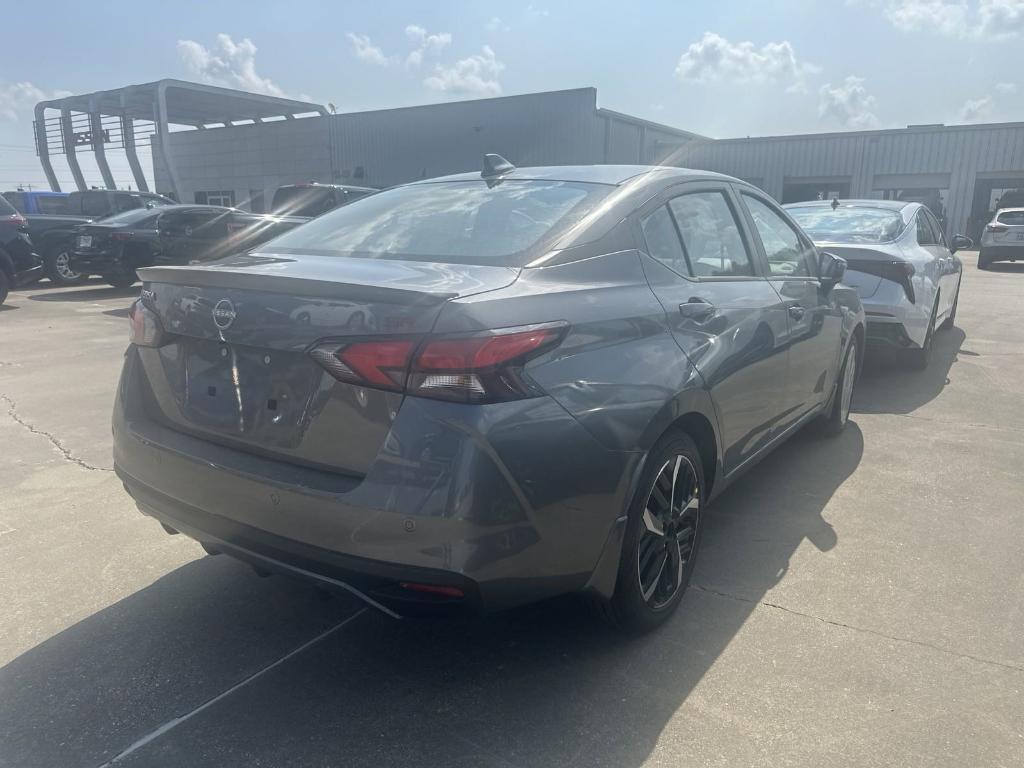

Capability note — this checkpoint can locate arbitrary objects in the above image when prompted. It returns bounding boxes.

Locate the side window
[924,209,945,246]
[669,192,754,277]
[640,205,690,277]
[916,211,938,245]
[81,193,109,217]
[115,193,142,213]
[742,194,816,277]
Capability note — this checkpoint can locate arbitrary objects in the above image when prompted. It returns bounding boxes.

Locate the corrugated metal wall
[678,123,1024,237]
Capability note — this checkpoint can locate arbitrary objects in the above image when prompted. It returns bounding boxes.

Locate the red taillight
[987,222,1009,232]
[4,213,26,226]
[111,231,133,241]
[128,299,169,347]
[310,339,415,392]
[309,323,566,402]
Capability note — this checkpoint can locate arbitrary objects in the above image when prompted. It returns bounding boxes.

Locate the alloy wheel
[54,252,82,281]
[637,455,700,609]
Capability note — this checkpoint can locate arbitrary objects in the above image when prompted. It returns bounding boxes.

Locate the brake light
[3,213,26,226]
[128,299,169,347]
[309,322,566,402]
[987,222,1009,232]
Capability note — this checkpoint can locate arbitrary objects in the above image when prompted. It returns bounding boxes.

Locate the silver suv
[979,207,1024,269]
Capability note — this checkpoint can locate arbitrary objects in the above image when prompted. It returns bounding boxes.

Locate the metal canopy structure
[33,79,326,198]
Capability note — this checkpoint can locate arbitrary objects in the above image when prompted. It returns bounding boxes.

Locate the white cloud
[485,16,509,32]
[995,81,1018,93]
[819,76,881,129]
[0,81,71,122]
[959,95,994,121]
[424,45,504,96]
[177,34,287,97]
[675,32,818,92]
[404,25,452,67]
[346,33,390,66]
[882,0,1024,38]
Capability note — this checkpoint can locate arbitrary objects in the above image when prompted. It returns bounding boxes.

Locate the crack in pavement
[691,584,1024,674]
[1,394,112,473]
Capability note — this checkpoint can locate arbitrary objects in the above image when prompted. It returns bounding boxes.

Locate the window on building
[782,180,851,205]
[195,190,236,207]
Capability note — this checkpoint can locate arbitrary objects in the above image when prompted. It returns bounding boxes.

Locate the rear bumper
[71,248,123,275]
[113,347,637,615]
[14,258,43,286]
[861,281,927,349]
[980,244,1024,262]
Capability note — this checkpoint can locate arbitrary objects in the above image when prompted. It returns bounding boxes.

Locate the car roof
[276,183,378,193]
[409,164,740,187]
[784,198,912,212]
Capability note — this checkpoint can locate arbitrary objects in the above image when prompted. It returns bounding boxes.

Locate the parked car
[271,182,377,217]
[70,207,177,288]
[2,189,176,287]
[157,207,308,265]
[786,200,970,369]
[114,160,863,632]
[0,194,43,304]
[978,208,1024,269]
[3,190,69,215]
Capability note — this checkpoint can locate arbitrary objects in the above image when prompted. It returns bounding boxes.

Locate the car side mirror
[950,234,972,253]
[819,251,846,290]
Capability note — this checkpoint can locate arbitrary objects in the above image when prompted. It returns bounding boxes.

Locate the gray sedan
[114,159,864,632]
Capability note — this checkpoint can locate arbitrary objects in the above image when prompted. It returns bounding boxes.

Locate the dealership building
[34,81,1024,241]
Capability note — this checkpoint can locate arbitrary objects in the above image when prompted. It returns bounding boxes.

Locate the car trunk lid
[134,253,518,476]
[817,243,907,299]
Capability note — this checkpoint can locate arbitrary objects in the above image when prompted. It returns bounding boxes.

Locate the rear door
[921,207,959,320]
[911,208,946,316]
[739,190,843,430]
[637,182,790,474]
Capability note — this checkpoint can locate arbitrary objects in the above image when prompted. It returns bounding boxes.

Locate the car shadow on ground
[0,425,863,768]
[852,327,964,415]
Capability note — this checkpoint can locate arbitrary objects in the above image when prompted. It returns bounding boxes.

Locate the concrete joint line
[96,608,368,767]
[691,584,1024,674]
[1,394,113,473]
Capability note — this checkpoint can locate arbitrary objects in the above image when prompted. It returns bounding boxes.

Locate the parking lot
[1,251,1021,767]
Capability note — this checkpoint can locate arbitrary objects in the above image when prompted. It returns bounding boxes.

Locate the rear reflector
[398,582,465,599]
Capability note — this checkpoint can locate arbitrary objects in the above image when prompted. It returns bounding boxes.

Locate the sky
[3,0,1023,191]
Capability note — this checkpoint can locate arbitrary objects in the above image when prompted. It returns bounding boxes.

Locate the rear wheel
[907,300,938,371]
[0,269,9,305]
[44,245,87,286]
[819,337,859,436]
[977,251,991,270]
[594,431,704,633]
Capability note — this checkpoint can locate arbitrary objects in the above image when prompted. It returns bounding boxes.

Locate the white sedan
[785,200,972,369]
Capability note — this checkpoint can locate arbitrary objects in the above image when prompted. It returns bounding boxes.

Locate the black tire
[907,300,938,371]
[819,336,858,437]
[105,269,139,289]
[0,269,9,305]
[43,244,87,286]
[977,252,991,270]
[593,431,704,633]
[940,286,959,330]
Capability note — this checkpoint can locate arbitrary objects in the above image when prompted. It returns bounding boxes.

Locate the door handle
[679,298,715,321]
[787,304,806,321]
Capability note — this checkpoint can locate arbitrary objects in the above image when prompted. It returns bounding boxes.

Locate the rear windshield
[99,208,162,227]
[787,206,905,243]
[36,195,68,214]
[258,180,611,266]
[996,211,1024,226]
[272,187,338,217]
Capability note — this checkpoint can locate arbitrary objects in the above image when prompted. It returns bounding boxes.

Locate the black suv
[271,183,376,217]
[0,195,43,304]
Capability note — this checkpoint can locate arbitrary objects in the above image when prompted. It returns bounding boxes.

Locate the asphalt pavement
[1,252,1021,767]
